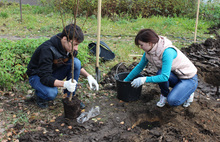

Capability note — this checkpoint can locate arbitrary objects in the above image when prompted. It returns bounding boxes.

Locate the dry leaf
[92,118,97,122]
[14,139,19,142]
[0,109,3,112]
[33,113,39,116]
[7,132,12,137]
[50,120,55,123]
[81,109,85,113]
[119,100,124,103]
[27,90,33,94]
[97,118,101,120]
[29,115,36,120]
[37,126,42,131]
[12,129,17,135]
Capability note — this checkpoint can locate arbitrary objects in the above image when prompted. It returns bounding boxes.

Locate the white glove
[131,77,146,88]
[63,79,77,92]
[87,75,99,91]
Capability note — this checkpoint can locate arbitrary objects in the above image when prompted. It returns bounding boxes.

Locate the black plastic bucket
[115,72,143,102]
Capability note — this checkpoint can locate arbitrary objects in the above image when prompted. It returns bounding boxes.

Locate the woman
[124,29,198,107]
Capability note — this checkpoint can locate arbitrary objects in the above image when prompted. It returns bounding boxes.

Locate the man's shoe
[156,94,167,107]
[36,95,48,109]
[80,102,86,109]
[183,93,194,108]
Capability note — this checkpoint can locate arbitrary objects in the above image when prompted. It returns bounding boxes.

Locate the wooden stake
[96,0,102,82]
[69,0,79,102]
[19,0,22,22]
[194,0,200,43]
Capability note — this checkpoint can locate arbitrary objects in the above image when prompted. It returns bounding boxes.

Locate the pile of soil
[17,36,219,141]
[181,37,220,98]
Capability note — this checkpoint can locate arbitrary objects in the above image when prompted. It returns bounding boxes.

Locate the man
[26,24,99,108]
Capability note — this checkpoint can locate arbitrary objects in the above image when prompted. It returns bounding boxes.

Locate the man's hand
[87,75,99,91]
[131,77,146,88]
[64,79,77,92]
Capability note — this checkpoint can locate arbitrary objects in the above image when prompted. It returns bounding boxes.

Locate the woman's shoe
[156,94,167,107]
[183,93,194,108]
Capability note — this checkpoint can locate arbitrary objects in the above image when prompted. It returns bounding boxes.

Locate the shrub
[0,38,47,90]
[0,12,9,18]
[38,0,219,25]
[0,38,93,91]
[200,1,220,25]
[41,0,197,18]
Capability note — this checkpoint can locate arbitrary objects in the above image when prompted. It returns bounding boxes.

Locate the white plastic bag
[77,106,100,123]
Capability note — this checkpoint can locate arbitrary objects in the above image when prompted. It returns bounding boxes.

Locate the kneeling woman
[124,29,198,107]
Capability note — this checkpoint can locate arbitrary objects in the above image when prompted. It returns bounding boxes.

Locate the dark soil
[3,29,219,141]
[62,97,81,119]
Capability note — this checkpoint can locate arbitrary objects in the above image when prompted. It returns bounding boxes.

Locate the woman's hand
[131,77,146,88]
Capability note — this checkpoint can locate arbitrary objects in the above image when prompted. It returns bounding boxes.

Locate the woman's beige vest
[145,36,197,79]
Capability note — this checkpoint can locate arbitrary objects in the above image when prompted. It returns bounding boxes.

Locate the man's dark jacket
[26,33,74,87]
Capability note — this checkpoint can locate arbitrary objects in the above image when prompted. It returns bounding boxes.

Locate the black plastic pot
[115,72,143,102]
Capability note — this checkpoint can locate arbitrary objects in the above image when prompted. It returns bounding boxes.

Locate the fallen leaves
[97,118,101,121]
[91,118,98,122]
[68,126,72,129]
[50,119,55,123]
[7,131,12,137]
[58,113,62,117]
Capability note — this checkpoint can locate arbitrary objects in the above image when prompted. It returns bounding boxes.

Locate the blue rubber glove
[131,77,146,88]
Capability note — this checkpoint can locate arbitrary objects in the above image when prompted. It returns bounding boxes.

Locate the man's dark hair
[135,29,159,46]
[60,24,84,43]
